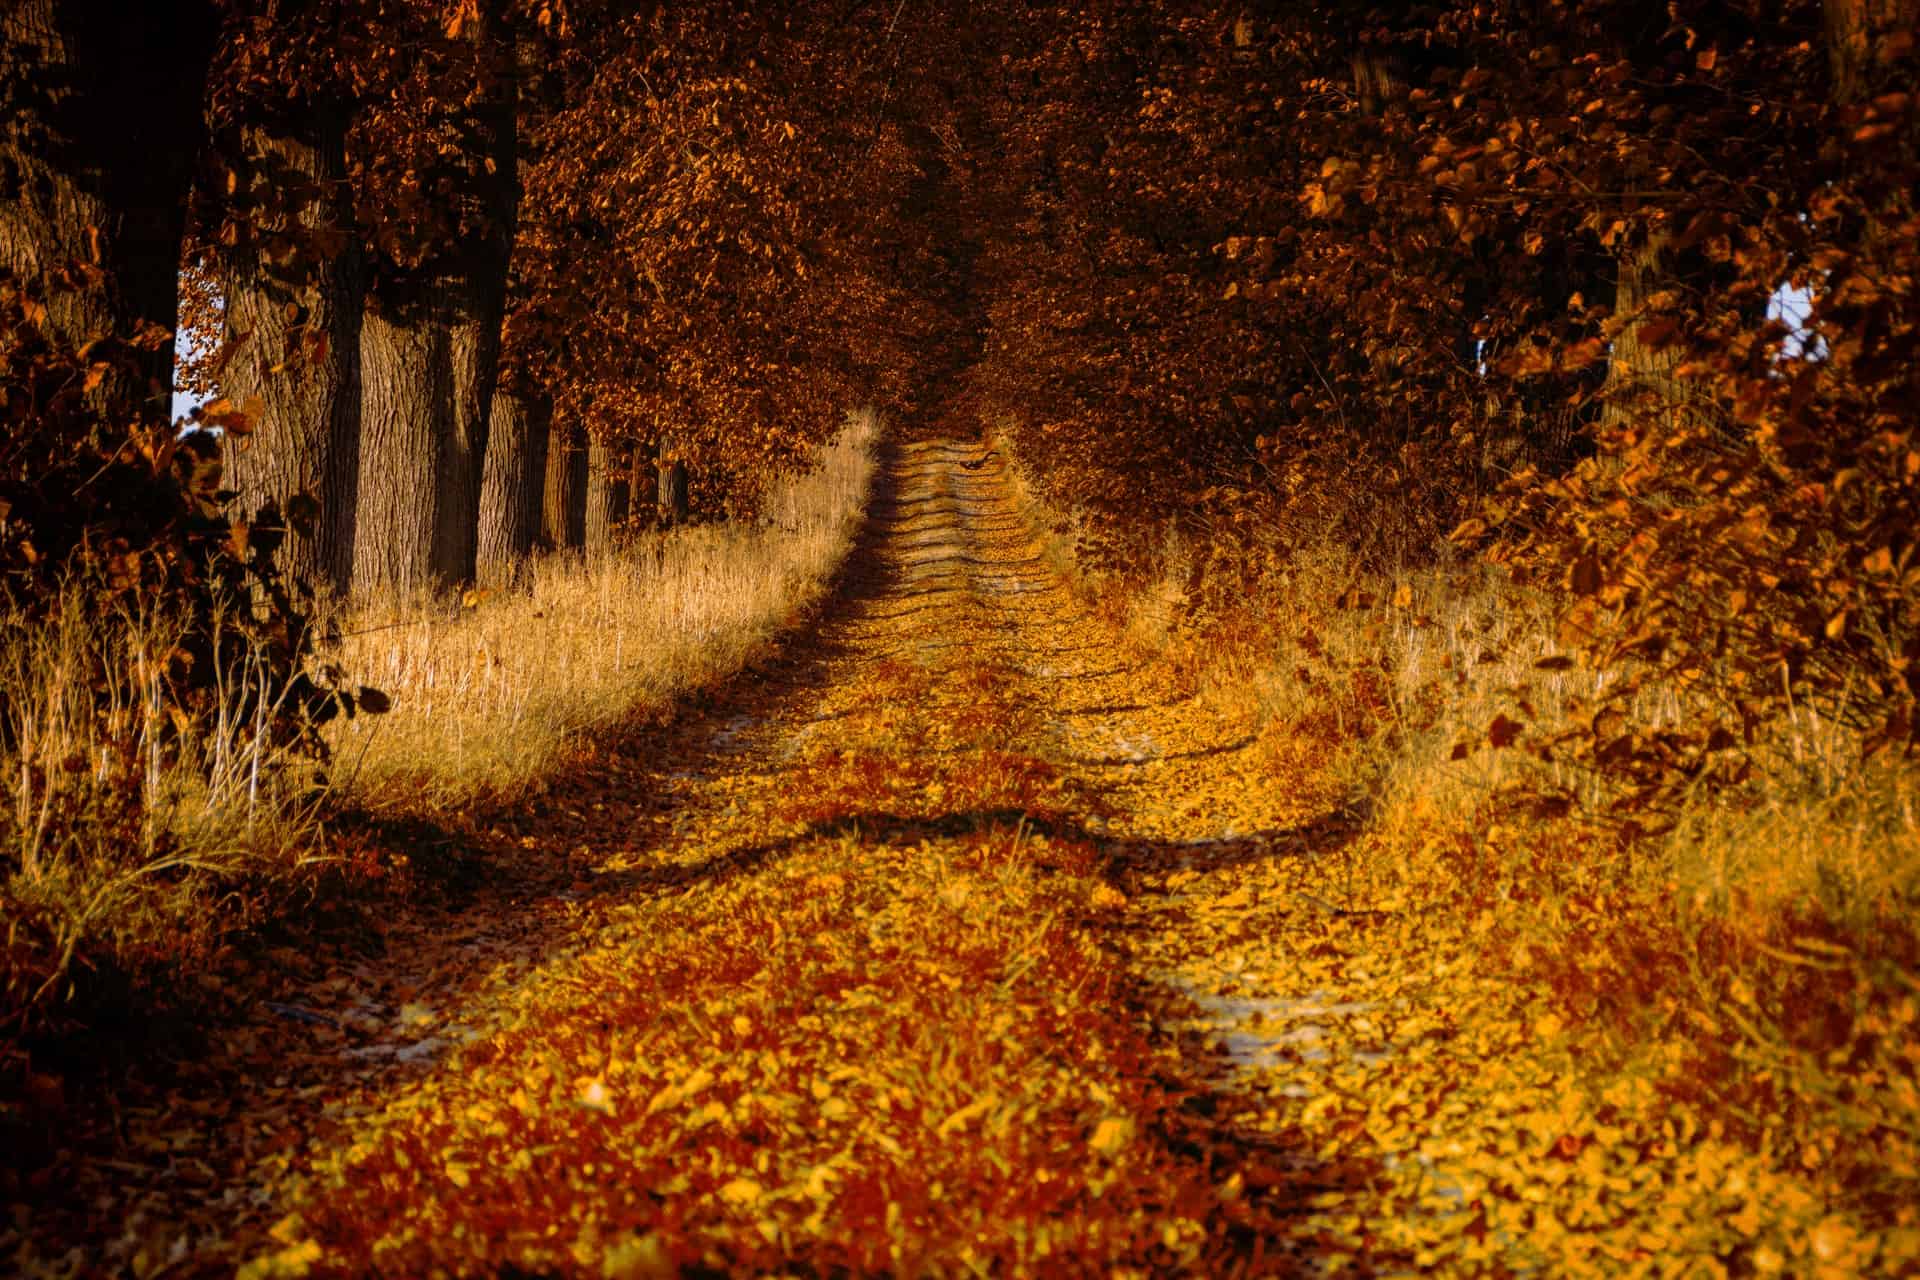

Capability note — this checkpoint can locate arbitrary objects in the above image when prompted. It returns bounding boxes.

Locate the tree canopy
[2,0,1915,802]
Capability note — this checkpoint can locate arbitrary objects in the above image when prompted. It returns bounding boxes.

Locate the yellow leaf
[578,1077,615,1114]
[719,1177,762,1206]
[1089,1115,1134,1157]
[1810,1216,1855,1263]
[236,1241,323,1280]
[936,1094,996,1137]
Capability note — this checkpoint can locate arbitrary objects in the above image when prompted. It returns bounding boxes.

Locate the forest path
[19,437,1399,1277]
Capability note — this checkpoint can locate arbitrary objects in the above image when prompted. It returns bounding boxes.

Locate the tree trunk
[218,110,364,595]
[584,436,630,552]
[658,444,689,527]
[476,385,550,588]
[1601,230,1683,435]
[1826,0,1917,104]
[353,300,450,596]
[434,268,507,586]
[542,428,587,551]
[429,0,518,587]
[352,1,516,597]
[628,439,659,527]
[0,0,218,409]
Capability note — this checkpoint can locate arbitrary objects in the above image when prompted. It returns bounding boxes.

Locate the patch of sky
[172,272,221,425]
[1470,278,1824,378]
[1767,280,1826,362]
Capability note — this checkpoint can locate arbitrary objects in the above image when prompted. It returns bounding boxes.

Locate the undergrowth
[0,412,878,1055]
[0,590,333,1043]
[995,424,1920,1271]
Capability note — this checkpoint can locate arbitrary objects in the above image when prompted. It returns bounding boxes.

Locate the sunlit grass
[1,591,330,1026]
[0,413,879,1030]
[996,426,1920,1254]
[325,412,879,812]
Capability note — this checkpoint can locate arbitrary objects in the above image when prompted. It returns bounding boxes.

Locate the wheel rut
[30,435,1379,1278]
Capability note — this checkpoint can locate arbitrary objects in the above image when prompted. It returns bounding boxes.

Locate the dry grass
[0,413,879,1031]
[324,411,880,812]
[1,590,329,1027]
[1053,481,1920,929]
[1217,549,1920,924]
[993,427,1920,1239]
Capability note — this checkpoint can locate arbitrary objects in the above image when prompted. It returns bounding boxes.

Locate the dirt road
[20,437,1391,1277]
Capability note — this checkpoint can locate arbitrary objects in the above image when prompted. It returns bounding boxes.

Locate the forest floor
[7,437,1876,1277]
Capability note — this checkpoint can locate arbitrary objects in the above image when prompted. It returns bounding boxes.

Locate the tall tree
[627,439,658,528]
[210,61,365,592]
[542,424,587,551]
[476,379,550,587]
[353,300,445,594]
[657,443,689,527]
[0,0,219,407]
[431,0,517,586]
[352,0,516,596]
[584,435,629,551]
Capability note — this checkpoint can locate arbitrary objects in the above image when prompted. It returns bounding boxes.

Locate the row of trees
[197,0,956,597]
[5,0,1914,810]
[930,0,1916,814]
[4,0,946,617]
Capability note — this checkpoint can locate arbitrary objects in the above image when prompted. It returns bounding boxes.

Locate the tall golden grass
[1,412,879,1026]
[1,592,327,1022]
[323,411,879,811]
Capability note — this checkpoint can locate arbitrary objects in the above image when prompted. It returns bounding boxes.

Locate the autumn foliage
[3,0,1919,1273]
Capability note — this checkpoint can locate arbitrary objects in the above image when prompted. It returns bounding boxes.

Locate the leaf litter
[7,436,1897,1277]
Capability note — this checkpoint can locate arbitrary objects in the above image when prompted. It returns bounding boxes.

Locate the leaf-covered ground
[8,438,1893,1276]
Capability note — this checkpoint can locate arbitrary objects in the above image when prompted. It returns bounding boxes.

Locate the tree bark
[628,439,659,527]
[476,384,549,587]
[658,440,689,526]
[542,427,587,551]
[217,109,364,595]
[0,0,218,409]
[584,436,630,552]
[429,0,518,587]
[352,1,517,596]
[1601,230,1683,435]
[1826,0,1917,104]
[353,300,449,596]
